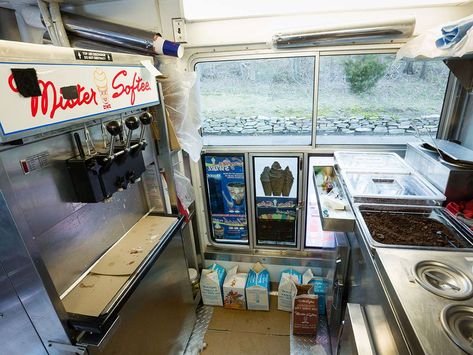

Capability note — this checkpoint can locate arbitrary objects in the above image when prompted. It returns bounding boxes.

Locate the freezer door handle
[338,303,375,355]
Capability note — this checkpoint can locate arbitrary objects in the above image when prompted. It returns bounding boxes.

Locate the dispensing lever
[139,112,153,144]
[106,120,122,159]
[73,132,86,160]
[124,116,140,151]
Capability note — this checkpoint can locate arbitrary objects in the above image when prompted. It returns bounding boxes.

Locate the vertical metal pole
[312,52,321,148]
[152,82,179,213]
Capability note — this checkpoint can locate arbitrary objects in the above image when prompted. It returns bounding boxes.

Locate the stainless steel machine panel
[376,248,473,355]
[83,228,196,355]
[1,124,148,295]
[338,303,375,355]
[344,229,410,355]
[0,262,47,355]
[405,142,473,201]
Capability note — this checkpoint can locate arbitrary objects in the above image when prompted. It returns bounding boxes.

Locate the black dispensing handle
[139,112,153,126]
[125,116,140,150]
[106,120,122,159]
[138,112,154,143]
[106,120,122,137]
[73,132,86,160]
[125,116,140,131]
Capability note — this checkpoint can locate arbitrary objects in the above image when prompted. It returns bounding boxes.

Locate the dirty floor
[184,295,331,355]
[203,298,290,355]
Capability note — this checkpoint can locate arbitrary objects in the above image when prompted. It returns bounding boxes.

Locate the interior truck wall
[181,4,473,47]
[459,93,473,150]
[0,8,21,41]
[64,0,163,33]
[12,0,163,45]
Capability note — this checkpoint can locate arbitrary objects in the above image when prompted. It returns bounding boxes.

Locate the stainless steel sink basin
[441,304,473,354]
[413,260,473,300]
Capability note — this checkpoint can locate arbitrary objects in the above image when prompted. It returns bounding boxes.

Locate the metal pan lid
[413,260,473,300]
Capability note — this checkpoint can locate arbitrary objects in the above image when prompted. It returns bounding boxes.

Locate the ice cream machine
[0,40,161,202]
[0,40,195,354]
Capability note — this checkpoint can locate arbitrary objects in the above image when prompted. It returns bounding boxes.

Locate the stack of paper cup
[153,34,184,58]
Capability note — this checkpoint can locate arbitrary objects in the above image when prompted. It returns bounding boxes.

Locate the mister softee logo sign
[1,63,159,135]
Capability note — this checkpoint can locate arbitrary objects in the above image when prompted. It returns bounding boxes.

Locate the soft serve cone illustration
[93,68,111,109]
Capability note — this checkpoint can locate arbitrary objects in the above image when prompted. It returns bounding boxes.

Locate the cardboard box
[246,262,270,311]
[200,263,227,306]
[292,284,318,336]
[278,269,302,312]
[223,266,247,310]
[303,269,329,315]
[166,114,181,151]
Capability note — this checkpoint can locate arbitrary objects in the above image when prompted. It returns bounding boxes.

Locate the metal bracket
[444,58,473,91]
[48,341,87,354]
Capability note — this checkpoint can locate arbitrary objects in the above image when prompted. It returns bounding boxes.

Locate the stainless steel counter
[335,151,473,355]
[376,248,473,355]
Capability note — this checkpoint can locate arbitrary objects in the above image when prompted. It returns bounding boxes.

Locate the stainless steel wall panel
[36,182,147,295]
[117,182,149,232]
[2,131,83,238]
[0,189,71,352]
[0,263,47,355]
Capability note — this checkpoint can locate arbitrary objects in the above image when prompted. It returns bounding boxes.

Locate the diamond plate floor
[184,304,331,355]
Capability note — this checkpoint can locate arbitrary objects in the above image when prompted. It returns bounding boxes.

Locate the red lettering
[7,74,98,119]
[7,67,152,120]
[111,70,152,105]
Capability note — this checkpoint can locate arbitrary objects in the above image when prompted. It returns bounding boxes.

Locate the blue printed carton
[245,262,270,311]
[303,269,329,315]
[278,269,302,312]
[200,263,226,306]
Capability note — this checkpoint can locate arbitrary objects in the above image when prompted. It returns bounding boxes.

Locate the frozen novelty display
[254,157,298,246]
[204,155,248,242]
[260,162,294,197]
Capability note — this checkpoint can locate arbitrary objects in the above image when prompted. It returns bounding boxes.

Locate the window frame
[191,46,407,151]
[316,51,450,145]
[194,54,318,147]
[189,43,452,250]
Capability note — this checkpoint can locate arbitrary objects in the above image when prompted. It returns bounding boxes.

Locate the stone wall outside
[202,115,440,136]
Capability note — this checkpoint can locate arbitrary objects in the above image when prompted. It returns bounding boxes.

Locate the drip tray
[441,305,473,354]
[413,261,473,300]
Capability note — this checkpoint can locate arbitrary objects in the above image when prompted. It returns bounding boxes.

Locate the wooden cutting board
[91,215,176,276]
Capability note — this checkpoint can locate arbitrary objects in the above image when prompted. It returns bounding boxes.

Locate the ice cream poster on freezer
[204,154,248,242]
[254,156,298,246]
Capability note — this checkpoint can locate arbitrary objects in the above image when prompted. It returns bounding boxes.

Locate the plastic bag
[396,14,473,60]
[159,58,203,162]
[174,170,195,209]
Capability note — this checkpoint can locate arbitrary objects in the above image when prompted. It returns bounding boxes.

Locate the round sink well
[441,304,473,354]
[413,260,473,300]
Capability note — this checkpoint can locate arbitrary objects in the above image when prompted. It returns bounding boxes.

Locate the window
[316,54,450,144]
[196,57,315,146]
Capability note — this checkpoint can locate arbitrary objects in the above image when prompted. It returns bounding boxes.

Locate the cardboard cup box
[223,266,248,310]
[246,262,270,311]
[200,263,226,306]
[292,294,318,336]
[278,269,302,312]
